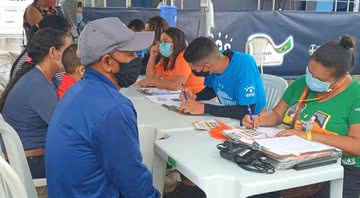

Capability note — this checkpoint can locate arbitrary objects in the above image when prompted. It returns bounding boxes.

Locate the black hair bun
[340,35,355,49]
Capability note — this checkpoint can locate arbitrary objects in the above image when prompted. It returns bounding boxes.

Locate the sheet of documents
[145,94,181,108]
[138,87,181,95]
[256,127,284,138]
[254,135,336,156]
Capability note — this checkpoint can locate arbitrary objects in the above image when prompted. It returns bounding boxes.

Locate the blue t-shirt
[2,67,58,150]
[45,68,159,198]
[205,51,266,114]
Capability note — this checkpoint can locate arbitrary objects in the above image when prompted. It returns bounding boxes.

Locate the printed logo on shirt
[282,103,307,125]
[217,90,236,105]
[308,111,331,129]
[244,85,256,98]
[355,107,360,112]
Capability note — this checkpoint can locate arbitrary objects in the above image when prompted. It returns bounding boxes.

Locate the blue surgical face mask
[159,42,173,57]
[305,67,333,92]
[76,15,83,24]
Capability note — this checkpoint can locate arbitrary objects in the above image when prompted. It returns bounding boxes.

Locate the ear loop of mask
[299,74,348,103]
[110,56,129,67]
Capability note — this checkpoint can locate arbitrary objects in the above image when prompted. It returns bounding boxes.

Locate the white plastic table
[154,128,344,198]
[122,87,344,197]
[121,87,237,131]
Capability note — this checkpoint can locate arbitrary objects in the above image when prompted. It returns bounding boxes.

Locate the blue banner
[83,8,360,77]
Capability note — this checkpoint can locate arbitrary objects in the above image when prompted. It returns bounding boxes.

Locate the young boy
[57,44,85,99]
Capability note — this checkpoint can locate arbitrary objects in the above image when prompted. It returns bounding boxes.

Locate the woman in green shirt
[243,35,360,198]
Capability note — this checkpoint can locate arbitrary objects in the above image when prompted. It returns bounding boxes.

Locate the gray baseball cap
[79,17,155,66]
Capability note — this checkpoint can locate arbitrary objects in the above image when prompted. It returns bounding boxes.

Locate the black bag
[217,141,275,174]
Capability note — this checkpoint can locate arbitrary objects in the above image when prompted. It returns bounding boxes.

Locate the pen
[247,105,254,129]
[182,83,188,102]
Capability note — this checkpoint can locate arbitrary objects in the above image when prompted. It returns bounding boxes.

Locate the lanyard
[290,76,348,129]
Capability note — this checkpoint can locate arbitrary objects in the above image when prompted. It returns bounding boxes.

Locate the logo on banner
[210,32,233,51]
[245,34,294,67]
[309,44,320,55]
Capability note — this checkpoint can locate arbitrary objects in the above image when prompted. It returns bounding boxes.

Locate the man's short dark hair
[77,1,83,8]
[62,44,82,74]
[127,19,145,32]
[184,37,218,64]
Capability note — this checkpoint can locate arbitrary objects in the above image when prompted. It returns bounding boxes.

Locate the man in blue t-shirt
[180,37,266,120]
[45,17,159,198]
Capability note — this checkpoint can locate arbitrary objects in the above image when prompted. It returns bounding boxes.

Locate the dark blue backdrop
[83,8,360,77]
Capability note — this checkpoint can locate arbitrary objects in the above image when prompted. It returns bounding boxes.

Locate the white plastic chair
[0,115,38,198]
[7,52,20,65]
[138,125,167,196]
[262,74,288,111]
[245,36,269,74]
[0,157,29,198]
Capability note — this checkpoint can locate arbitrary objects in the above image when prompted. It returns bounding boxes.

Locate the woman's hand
[276,129,306,139]
[242,115,260,129]
[180,101,205,115]
[138,79,156,87]
[149,43,160,58]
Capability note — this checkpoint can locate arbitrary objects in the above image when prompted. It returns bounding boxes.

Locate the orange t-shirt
[155,51,204,93]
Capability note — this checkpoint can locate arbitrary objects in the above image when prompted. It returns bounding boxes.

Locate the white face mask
[54,49,64,72]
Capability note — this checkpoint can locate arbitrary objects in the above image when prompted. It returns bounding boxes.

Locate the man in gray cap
[45,17,159,198]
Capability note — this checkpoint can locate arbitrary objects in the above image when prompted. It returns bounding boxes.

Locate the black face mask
[192,64,211,77]
[192,69,210,77]
[114,57,143,88]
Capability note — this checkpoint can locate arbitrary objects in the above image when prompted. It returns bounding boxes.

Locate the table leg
[152,153,167,198]
[330,178,343,198]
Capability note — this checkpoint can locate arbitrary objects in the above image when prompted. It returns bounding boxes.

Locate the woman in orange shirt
[139,27,204,93]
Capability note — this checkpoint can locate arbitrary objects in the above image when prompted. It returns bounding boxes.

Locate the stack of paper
[223,127,283,141]
[254,135,336,156]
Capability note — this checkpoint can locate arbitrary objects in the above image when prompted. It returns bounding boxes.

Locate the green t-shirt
[282,76,360,167]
